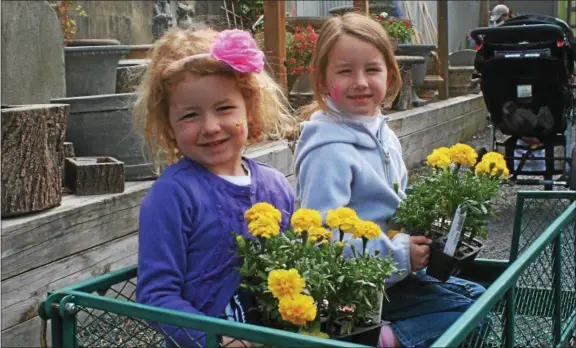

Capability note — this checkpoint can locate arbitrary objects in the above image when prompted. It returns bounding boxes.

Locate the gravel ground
[408,125,573,260]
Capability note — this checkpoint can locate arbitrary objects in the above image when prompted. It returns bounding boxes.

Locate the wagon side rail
[432,200,576,348]
[40,281,369,348]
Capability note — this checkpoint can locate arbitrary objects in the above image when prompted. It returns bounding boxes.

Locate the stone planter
[125,44,153,60]
[393,55,426,111]
[329,3,395,16]
[50,93,157,181]
[116,60,148,94]
[449,66,477,97]
[65,39,130,97]
[290,73,313,96]
[1,104,68,217]
[289,74,314,110]
[396,44,437,106]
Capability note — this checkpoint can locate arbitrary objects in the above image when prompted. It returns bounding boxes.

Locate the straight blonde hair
[300,12,402,120]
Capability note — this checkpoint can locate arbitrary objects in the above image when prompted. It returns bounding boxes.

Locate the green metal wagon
[38,191,576,347]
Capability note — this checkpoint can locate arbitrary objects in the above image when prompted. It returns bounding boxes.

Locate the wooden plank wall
[0,140,295,347]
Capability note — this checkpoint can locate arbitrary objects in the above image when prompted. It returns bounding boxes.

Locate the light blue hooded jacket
[293,99,411,287]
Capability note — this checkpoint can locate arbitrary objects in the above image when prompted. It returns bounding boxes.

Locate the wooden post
[263,0,287,92]
[479,0,490,27]
[353,0,369,15]
[437,0,450,100]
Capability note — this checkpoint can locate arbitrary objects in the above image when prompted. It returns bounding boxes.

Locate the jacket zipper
[357,122,395,188]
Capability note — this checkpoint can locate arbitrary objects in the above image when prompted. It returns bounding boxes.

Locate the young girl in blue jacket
[134,27,296,347]
[294,13,486,348]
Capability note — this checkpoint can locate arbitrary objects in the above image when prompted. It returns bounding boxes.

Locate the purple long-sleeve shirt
[136,157,294,347]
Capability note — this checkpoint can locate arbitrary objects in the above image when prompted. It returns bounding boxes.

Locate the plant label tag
[517,85,532,98]
[443,205,467,257]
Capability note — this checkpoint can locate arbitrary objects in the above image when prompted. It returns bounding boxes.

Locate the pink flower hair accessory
[211,29,265,73]
[163,29,265,78]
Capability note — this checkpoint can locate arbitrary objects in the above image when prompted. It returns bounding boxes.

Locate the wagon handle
[470,24,565,45]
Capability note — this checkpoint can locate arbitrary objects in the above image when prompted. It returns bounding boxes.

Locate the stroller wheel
[569,147,576,190]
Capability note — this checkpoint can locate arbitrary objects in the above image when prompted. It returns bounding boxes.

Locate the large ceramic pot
[395,44,437,86]
[50,93,157,181]
[125,44,153,60]
[116,60,148,94]
[65,39,130,97]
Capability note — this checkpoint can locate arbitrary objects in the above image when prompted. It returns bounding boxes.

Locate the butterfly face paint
[235,118,246,135]
[329,84,340,102]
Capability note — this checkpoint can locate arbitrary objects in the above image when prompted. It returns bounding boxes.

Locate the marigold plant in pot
[390,144,509,281]
[235,204,401,344]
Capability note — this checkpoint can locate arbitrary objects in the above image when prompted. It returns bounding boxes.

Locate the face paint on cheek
[235,119,246,135]
[330,84,340,102]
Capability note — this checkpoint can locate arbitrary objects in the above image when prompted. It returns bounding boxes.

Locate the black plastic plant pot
[331,320,385,346]
[426,238,483,282]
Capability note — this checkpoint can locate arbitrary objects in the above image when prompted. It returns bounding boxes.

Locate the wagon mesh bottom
[450,193,576,347]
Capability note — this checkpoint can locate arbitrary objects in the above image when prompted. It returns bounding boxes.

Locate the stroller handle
[470,24,565,45]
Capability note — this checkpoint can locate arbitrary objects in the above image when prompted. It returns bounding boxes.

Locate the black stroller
[470,14,576,190]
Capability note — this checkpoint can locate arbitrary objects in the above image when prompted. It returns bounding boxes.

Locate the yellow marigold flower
[278,294,317,326]
[475,158,509,178]
[267,269,306,299]
[291,209,322,234]
[448,143,478,167]
[352,220,381,240]
[387,229,400,239]
[336,241,345,248]
[482,152,504,164]
[299,330,329,339]
[426,147,451,168]
[308,227,333,242]
[248,215,280,238]
[244,202,282,223]
[326,207,359,233]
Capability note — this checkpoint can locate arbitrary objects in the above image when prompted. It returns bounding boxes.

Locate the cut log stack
[1,104,68,217]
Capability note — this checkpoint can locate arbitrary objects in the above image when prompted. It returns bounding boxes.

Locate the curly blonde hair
[299,13,402,120]
[133,27,296,174]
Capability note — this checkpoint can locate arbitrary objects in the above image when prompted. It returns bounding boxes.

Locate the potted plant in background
[372,12,414,50]
[390,144,508,281]
[235,203,401,345]
[52,0,130,97]
[286,25,318,95]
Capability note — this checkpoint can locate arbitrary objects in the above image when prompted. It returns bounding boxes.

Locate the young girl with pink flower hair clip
[134,27,297,348]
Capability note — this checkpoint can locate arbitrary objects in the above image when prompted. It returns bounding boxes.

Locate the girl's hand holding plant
[409,236,431,272]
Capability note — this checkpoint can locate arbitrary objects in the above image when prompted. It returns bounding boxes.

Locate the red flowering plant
[286,25,318,76]
[372,12,414,43]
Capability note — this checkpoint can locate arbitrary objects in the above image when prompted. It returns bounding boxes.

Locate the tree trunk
[1,104,68,217]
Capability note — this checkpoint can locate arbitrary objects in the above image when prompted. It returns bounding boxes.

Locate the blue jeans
[381,270,486,348]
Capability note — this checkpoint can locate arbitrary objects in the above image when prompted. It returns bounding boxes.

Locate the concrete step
[421,75,444,91]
